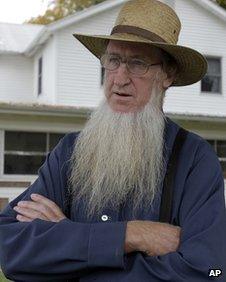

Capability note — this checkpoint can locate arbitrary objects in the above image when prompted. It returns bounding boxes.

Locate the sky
[0,0,49,24]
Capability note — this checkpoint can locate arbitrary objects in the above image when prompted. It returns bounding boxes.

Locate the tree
[216,0,226,9]
[27,0,107,25]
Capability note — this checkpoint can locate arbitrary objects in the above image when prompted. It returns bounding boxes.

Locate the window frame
[201,56,222,95]
[206,139,226,178]
[100,66,105,86]
[2,131,65,177]
[38,56,43,96]
[0,197,9,212]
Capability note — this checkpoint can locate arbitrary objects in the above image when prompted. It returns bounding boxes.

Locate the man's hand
[125,220,181,256]
[13,194,67,223]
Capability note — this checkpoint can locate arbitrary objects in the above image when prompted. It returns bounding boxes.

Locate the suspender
[159,127,188,223]
[66,127,188,223]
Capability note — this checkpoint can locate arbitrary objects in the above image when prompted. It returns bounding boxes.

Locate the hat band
[111,25,166,43]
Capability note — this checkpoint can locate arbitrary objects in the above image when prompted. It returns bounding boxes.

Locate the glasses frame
[100,53,162,76]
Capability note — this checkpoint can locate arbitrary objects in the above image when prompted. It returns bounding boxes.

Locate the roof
[0,102,225,121]
[0,22,45,54]
[47,0,126,32]
[0,102,92,118]
[196,0,226,22]
[0,0,226,55]
[47,0,226,31]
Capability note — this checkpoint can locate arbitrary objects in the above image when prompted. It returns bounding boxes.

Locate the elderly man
[0,0,226,281]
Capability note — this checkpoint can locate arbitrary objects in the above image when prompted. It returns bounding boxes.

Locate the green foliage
[216,0,226,9]
[27,0,107,25]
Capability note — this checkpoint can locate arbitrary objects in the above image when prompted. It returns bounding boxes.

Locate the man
[0,0,226,281]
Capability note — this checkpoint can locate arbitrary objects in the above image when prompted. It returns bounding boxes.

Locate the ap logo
[208,269,222,277]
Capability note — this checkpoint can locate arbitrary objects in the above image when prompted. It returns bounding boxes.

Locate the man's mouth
[114,92,132,97]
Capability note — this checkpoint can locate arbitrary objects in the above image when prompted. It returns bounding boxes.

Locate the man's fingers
[14,194,67,222]
[15,200,56,221]
[14,206,48,221]
[16,214,34,222]
[30,194,64,218]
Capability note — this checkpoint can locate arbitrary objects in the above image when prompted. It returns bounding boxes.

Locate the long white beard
[68,87,166,219]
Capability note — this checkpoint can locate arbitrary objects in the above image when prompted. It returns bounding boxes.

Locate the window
[100,66,105,86]
[206,139,226,178]
[38,57,43,95]
[201,57,221,93]
[0,198,8,211]
[4,132,65,175]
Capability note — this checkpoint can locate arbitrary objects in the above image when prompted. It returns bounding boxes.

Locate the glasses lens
[128,58,148,75]
[101,54,120,71]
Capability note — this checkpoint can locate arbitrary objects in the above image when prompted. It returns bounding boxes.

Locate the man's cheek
[104,79,113,98]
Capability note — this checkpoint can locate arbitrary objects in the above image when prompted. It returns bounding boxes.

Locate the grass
[0,272,10,282]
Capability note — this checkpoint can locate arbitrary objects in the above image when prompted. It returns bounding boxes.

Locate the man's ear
[163,76,175,89]
[162,65,178,89]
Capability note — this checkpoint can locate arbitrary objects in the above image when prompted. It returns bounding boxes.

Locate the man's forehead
[106,40,162,59]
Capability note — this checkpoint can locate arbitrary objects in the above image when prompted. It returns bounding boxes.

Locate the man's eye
[109,57,119,63]
[131,59,146,66]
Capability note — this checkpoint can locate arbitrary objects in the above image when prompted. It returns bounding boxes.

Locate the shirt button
[101,215,109,221]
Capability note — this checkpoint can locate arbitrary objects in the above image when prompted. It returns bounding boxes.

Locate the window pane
[49,133,65,151]
[101,66,105,85]
[207,58,221,75]
[217,141,226,158]
[38,57,42,75]
[202,57,221,93]
[4,154,46,175]
[0,198,9,211]
[5,131,46,152]
[38,57,43,95]
[220,161,226,179]
[38,75,42,95]
[206,139,214,146]
[201,76,220,93]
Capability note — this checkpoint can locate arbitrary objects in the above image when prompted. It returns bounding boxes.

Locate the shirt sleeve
[82,139,226,282]
[0,135,127,282]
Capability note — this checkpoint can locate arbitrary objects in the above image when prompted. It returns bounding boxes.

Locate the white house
[0,0,226,209]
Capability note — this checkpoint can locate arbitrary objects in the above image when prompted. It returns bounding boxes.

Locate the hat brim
[73,33,207,87]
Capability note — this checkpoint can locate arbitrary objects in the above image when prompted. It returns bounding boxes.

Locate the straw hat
[73,0,207,86]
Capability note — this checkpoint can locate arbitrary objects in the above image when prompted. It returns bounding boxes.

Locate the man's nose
[113,63,131,87]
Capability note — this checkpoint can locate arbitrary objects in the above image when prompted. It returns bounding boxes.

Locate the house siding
[52,0,226,116]
[0,54,34,103]
[1,0,226,114]
[36,36,57,104]
[164,0,226,116]
[55,6,121,107]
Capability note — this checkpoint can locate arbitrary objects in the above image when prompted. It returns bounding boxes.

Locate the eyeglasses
[100,54,162,76]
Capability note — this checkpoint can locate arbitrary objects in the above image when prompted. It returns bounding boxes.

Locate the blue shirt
[0,117,226,282]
